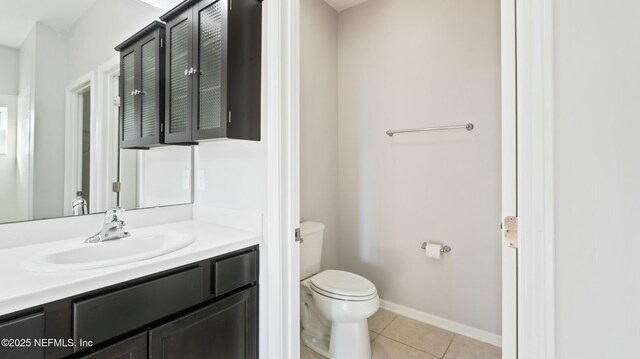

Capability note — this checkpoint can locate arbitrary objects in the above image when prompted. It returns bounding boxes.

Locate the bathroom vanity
[0,220,260,359]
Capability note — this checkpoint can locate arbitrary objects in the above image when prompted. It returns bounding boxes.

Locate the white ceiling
[137,0,182,11]
[0,0,99,48]
[0,0,182,49]
[324,0,370,12]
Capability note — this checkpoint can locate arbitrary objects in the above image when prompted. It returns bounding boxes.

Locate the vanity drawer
[73,267,203,349]
[0,312,45,359]
[212,251,258,297]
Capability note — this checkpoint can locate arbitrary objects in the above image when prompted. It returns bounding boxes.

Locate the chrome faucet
[85,207,131,243]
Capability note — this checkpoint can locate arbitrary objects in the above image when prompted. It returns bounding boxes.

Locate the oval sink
[23,232,195,272]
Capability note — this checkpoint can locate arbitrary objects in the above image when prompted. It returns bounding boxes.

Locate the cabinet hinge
[295,228,303,243]
[228,111,232,124]
[112,182,122,193]
[113,96,121,107]
[503,216,518,248]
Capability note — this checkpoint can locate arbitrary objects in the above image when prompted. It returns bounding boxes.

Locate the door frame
[501,0,518,357]
[97,56,122,211]
[512,0,556,358]
[63,72,95,216]
[264,0,300,358]
[270,0,556,358]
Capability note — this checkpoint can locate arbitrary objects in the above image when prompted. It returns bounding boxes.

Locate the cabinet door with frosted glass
[165,12,194,144]
[192,0,227,140]
[117,22,165,149]
[138,30,164,147]
[119,46,139,149]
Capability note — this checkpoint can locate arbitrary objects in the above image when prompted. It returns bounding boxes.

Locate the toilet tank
[300,221,325,279]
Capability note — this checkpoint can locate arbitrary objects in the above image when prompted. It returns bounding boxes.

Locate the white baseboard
[379,299,502,348]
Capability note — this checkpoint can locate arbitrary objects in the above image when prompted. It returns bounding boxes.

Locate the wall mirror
[0,0,188,225]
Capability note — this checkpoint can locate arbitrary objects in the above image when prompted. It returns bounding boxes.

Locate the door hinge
[503,216,518,248]
[112,182,122,193]
[229,0,232,11]
[295,228,303,243]
[160,122,164,133]
[160,38,164,48]
[228,111,232,124]
[113,96,121,107]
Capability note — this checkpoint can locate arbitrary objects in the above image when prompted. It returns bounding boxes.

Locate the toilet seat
[310,270,377,301]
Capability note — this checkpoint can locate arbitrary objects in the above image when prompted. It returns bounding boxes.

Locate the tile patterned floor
[301,309,501,359]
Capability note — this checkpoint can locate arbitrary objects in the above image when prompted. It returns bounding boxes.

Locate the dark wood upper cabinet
[160,0,262,143]
[115,21,166,149]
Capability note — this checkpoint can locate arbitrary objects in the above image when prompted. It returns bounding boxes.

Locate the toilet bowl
[300,222,379,359]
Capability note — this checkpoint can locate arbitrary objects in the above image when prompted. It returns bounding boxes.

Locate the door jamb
[501,0,518,357]
[63,72,95,216]
[264,0,301,358]
[514,0,556,358]
[97,56,121,212]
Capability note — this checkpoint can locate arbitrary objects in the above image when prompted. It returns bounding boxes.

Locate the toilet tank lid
[300,221,325,235]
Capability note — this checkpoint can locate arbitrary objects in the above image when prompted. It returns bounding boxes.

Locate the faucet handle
[104,207,125,223]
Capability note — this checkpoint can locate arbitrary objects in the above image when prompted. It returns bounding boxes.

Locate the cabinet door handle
[185,69,189,76]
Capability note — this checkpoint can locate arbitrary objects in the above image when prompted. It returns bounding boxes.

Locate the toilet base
[329,320,371,359]
[301,330,330,358]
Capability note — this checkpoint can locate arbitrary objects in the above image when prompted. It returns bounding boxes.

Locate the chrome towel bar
[386,123,474,136]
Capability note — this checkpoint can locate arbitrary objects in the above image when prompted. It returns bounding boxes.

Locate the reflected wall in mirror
[0,0,188,224]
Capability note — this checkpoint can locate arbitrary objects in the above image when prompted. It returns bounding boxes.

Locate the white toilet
[300,222,379,359]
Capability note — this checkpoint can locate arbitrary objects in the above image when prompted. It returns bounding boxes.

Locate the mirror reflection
[0,0,189,224]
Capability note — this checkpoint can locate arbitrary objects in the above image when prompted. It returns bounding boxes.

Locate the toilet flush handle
[295,228,304,243]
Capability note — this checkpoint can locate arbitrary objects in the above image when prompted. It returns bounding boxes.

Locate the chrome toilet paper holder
[421,242,452,254]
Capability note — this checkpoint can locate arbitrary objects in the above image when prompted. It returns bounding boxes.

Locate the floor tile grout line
[377,313,398,334]
[375,333,445,359]
[376,312,455,358]
[441,334,456,358]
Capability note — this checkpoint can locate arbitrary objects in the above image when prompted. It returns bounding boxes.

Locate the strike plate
[504,216,518,248]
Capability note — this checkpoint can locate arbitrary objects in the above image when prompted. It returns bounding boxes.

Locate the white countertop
[0,220,261,317]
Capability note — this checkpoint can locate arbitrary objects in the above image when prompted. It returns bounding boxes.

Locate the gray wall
[555,0,640,357]
[336,0,502,334]
[300,0,339,270]
[0,45,19,95]
[0,45,20,222]
[31,23,68,220]
[66,0,164,82]
[0,95,19,222]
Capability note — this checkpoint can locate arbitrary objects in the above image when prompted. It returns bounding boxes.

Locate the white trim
[0,106,8,154]
[136,150,144,207]
[96,56,121,212]
[16,87,34,219]
[64,72,95,216]
[501,0,518,357]
[264,0,300,358]
[379,299,502,348]
[515,0,556,358]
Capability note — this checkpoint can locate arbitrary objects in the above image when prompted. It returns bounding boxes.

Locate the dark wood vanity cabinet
[160,0,262,143]
[115,21,166,149]
[150,287,258,359]
[78,333,147,359]
[0,246,259,359]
